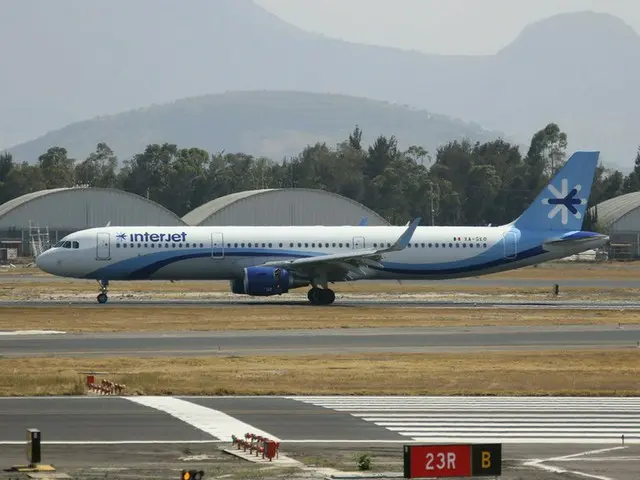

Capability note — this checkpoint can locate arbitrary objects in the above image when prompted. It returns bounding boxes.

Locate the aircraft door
[211,232,224,258]
[352,236,365,249]
[96,232,110,260]
[503,231,517,259]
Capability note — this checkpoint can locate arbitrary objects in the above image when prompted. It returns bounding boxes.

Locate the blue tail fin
[512,150,600,231]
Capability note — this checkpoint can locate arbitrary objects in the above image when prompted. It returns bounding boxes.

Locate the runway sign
[471,444,502,476]
[404,443,502,478]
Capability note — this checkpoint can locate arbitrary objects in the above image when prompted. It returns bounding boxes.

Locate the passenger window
[116,244,121,248]
[339,243,343,248]
[346,243,350,248]
[123,244,127,248]
[137,243,142,248]
[199,243,203,248]
[144,243,148,248]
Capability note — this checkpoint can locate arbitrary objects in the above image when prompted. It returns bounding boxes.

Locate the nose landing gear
[96,279,109,304]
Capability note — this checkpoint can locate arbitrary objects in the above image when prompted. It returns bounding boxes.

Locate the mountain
[6,91,504,163]
[1,1,639,169]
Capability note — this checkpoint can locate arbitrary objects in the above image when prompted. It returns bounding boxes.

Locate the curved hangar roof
[591,191,640,232]
[0,187,186,229]
[183,188,390,226]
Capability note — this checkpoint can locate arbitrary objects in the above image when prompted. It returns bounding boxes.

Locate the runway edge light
[181,469,204,480]
[7,428,56,473]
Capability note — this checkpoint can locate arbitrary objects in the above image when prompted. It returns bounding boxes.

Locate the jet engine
[230,266,308,296]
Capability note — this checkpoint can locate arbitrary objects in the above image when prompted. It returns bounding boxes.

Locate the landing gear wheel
[96,279,109,304]
[307,287,335,305]
[323,289,336,305]
[308,287,321,304]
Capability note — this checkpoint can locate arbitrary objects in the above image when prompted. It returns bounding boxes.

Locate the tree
[74,142,118,188]
[622,147,640,194]
[38,146,75,188]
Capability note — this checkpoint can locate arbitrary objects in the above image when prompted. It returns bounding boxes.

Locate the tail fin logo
[541,178,584,225]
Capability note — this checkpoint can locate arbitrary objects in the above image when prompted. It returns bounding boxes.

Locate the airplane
[35,151,609,306]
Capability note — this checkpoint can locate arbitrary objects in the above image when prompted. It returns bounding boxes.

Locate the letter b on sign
[471,444,501,476]
[481,451,491,468]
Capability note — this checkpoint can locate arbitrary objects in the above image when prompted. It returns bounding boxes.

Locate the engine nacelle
[230,266,306,296]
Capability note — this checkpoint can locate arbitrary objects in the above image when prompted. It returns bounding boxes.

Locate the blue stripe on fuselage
[84,242,546,280]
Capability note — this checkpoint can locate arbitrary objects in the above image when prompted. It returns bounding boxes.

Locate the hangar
[592,191,640,258]
[0,187,186,258]
[183,188,389,227]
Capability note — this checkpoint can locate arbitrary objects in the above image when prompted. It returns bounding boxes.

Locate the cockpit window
[72,241,79,249]
[54,241,65,248]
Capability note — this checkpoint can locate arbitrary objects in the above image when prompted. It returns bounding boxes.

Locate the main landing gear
[96,279,109,304]
[307,287,335,305]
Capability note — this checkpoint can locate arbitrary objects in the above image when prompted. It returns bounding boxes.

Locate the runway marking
[288,397,640,444]
[0,440,222,445]
[0,330,66,335]
[126,396,279,442]
[523,446,627,480]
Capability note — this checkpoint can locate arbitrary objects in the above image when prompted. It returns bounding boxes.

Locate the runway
[1,324,638,357]
[3,298,640,309]
[0,396,638,444]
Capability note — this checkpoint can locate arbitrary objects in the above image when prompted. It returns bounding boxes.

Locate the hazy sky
[256,0,640,54]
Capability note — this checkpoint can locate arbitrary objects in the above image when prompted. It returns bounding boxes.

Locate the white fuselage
[35,224,607,283]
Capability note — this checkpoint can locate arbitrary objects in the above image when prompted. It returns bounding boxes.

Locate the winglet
[383,217,421,252]
[359,216,368,226]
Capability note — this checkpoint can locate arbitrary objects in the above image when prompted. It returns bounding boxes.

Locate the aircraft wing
[259,218,420,281]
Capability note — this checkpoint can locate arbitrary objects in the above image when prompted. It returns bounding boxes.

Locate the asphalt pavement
[1,324,638,357]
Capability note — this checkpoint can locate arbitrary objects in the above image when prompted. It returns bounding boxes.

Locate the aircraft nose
[35,250,57,274]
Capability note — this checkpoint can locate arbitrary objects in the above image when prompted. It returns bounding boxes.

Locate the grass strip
[0,306,637,332]
[1,350,638,396]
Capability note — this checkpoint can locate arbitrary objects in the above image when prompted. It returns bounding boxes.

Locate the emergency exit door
[352,236,365,249]
[211,232,224,258]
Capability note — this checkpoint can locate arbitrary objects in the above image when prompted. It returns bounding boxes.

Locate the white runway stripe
[287,396,640,444]
[127,396,279,442]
